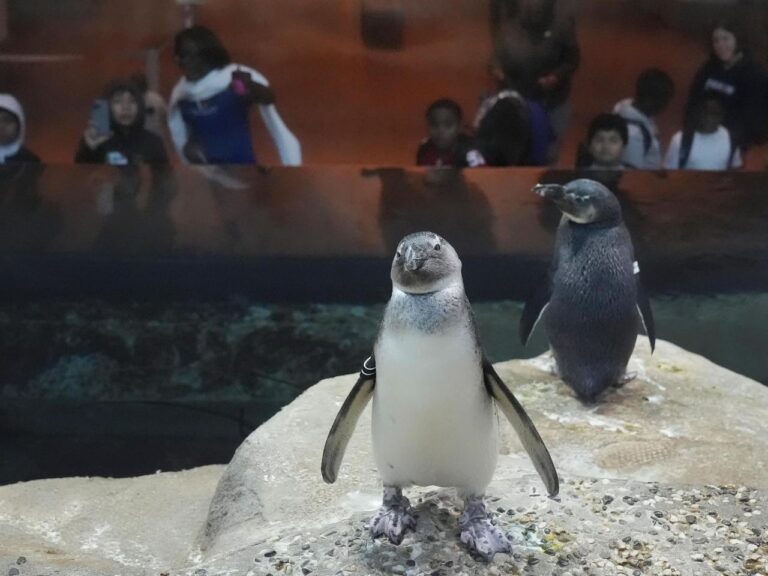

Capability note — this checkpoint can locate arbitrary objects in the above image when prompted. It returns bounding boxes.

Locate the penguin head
[391,232,462,294]
[533,179,621,225]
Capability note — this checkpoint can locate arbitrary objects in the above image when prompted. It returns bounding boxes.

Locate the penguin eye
[396,251,402,259]
[433,243,441,251]
[576,196,587,202]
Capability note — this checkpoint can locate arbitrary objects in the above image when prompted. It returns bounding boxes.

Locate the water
[1,292,765,484]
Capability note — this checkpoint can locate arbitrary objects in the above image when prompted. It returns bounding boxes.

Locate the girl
[167,25,301,166]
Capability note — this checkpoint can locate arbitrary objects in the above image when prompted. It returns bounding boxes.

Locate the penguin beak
[533,183,565,200]
[405,255,427,271]
[403,246,427,271]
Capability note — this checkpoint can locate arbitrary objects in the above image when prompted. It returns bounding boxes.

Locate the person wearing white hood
[0,94,40,165]
[167,25,301,166]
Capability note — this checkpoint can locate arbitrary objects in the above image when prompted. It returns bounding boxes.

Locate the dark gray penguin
[322,231,558,561]
[520,179,655,402]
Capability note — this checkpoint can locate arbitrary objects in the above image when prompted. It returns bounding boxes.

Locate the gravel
[172,478,768,576]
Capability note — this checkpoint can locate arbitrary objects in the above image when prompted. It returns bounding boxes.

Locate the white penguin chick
[322,232,558,561]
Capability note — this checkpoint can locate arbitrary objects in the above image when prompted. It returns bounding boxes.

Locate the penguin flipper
[482,358,559,497]
[321,356,376,484]
[635,278,656,353]
[520,280,550,346]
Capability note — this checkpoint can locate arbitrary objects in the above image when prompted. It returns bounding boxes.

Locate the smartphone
[90,99,111,136]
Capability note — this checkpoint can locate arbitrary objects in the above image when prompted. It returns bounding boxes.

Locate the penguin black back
[524,180,653,402]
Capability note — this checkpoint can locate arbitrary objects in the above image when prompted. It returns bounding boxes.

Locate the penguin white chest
[372,325,498,493]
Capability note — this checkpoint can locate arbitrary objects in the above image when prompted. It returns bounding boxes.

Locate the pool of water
[1,293,765,484]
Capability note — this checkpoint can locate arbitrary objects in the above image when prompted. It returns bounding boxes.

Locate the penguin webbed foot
[459,496,511,562]
[370,486,417,545]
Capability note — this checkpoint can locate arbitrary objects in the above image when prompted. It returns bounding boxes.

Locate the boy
[663,92,741,170]
[613,68,675,169]
[578,113,631,170]
[416,99,485,168]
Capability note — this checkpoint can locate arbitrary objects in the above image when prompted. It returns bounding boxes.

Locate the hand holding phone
[231,69,251,96]
[231,69,276,104]
[90,99,111,136]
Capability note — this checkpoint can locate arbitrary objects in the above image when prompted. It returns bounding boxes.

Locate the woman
[167,25,301,165]
[490,0,580,161]
[685,22,767,151]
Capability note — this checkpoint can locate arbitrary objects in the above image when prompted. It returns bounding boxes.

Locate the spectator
[167,25,301,165]
[130,72,168,138]
[75,80,168,165]
[577,113,631,170]
[613,68,675,169]
[0,94,40,164]
[664,92,741,171]
[416,99,485,168]
[491,0,580,160]
[685,21,767,151]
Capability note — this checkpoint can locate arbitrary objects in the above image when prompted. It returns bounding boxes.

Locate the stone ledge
[1,338,767,575]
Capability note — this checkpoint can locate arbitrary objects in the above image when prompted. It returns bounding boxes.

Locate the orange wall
[0,1,756,166]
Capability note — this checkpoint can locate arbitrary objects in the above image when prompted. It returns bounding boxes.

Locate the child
[75,80,168,165]
[577,113,631,170]
[613,68,675,169]
[664,92,741,170]
[0,94,40,164]
[168,25,301,165]
[416,99,485,168]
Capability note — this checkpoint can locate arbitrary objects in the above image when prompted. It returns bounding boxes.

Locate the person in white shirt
[613,68,675,169]
[664,92,741,170]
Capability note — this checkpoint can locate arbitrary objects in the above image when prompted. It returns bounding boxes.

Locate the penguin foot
[459,495,511,561]
[613,371,637,388]
[370,486,417,545]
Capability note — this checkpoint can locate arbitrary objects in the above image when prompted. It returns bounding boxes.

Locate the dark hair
[587,113,628,146]
[710,20,747,58]
[129,72,148,93]
[101,79,146,129]
[690,90,726,122]
[426,98,462,122]
[174,25,231,70]
[635,68,674,109]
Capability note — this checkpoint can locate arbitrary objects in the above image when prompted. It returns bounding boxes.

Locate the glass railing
[1,164,766,483]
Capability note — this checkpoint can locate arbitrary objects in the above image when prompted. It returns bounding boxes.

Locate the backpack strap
[678,128,695,169]
[625,118,652,154]
[726,129,738,169]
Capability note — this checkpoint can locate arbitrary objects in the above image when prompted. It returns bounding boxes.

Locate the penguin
[322,231,558,561]
[520,179,656,402]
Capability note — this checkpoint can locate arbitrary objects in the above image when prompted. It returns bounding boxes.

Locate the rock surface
[0,466,222,574]
[2,339,768,575]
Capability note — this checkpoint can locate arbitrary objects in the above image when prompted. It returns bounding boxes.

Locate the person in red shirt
[416,99,485,168]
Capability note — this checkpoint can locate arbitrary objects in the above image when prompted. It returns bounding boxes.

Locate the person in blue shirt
[168,25,301,166]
